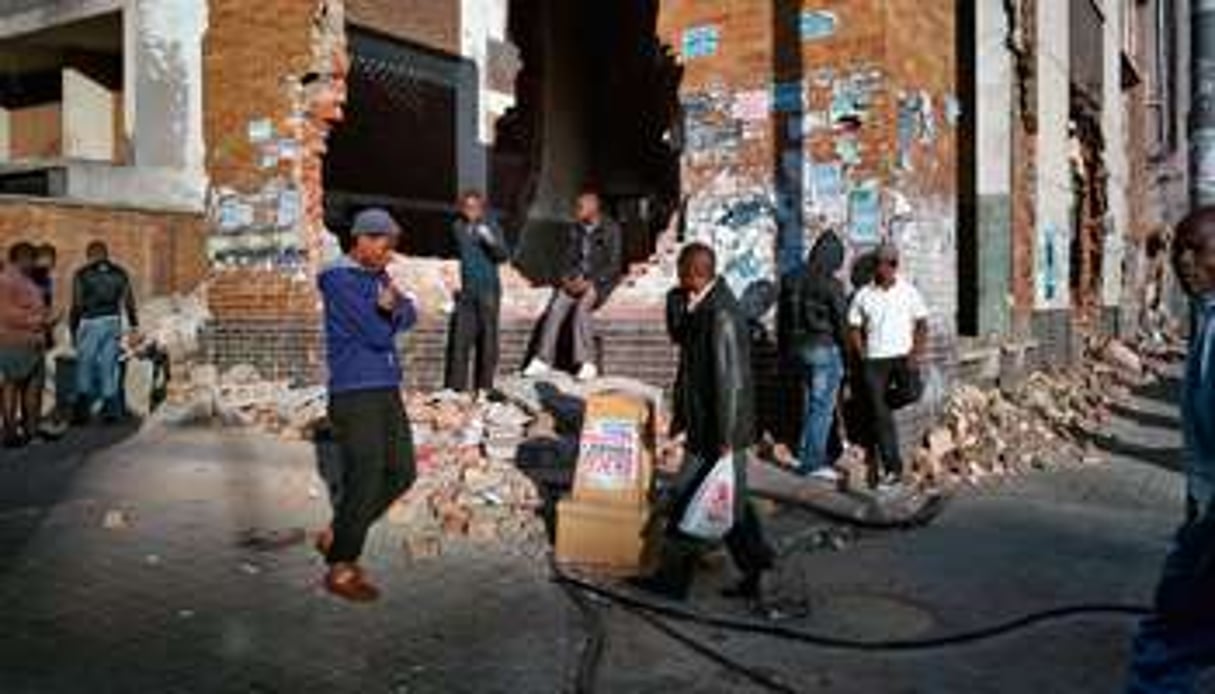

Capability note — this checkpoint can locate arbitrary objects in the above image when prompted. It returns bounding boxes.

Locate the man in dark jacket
[70,241,138,423]
[630,242,774,601]
[1126,207,1215,692]
[445,190,510,392]
[784,230,849,481]
[523,190,622,381]
[317,208,418,603]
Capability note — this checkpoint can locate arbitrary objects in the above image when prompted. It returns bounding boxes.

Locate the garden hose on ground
[554,568,1152,653]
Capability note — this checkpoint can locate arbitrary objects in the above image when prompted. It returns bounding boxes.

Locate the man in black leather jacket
[630,242,774,601]
[523,191,622,381]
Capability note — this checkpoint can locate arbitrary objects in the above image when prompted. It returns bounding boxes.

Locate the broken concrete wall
[1033,0,1072,312]
[124,0,208,209]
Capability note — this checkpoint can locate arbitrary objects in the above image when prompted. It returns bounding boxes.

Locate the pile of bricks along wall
[656,0,959,452]
[201,0,459,383]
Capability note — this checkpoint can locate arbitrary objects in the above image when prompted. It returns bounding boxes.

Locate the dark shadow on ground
[0,420,140,570]
[1136,374,1183,408]
[1109,401,1181,431]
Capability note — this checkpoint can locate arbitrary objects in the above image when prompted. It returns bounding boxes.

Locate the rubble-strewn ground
[0,365,1195,693]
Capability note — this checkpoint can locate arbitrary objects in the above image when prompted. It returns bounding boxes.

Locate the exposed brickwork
[203,0,315,193]
[656,0,958,452]
[0,198,206,312]
[346,0,460,53]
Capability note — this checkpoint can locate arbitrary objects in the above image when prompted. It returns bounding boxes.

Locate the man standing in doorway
[629,243,774,601]
[317,208,418,602]
[523,190,622,381]
[847,242,929,491]
[1126,207,1215,692]
[445,190,510,392]
[70,241,138,424]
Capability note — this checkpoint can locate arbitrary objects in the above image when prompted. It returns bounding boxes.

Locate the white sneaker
[523,359,551,378]
[576,362,599,382]
[808,467,841,483]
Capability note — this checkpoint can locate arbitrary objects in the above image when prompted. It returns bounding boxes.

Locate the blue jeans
[796,344,844,472]
[75,316,123,416]
[1127,500,1215,692]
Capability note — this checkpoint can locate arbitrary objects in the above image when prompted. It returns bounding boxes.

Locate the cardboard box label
[578,418,640,491]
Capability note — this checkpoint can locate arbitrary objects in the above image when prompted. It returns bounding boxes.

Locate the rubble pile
[138,292,212,362]
[910,336,1172,489]
[392,391,547,557]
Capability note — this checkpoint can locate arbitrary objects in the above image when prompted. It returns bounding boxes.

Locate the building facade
[0,1,1193,442]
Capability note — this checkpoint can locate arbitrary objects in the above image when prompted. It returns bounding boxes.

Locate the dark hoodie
[784,230,848,352]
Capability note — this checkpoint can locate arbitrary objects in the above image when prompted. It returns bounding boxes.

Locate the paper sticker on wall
[277,189,302,229]
[682,25,720,60]
[799,10,838,41]
[835,135,861,166]
[848,182,882,242]
[808,162,844,202]
[247,118,273,144]
[732,90,771,122]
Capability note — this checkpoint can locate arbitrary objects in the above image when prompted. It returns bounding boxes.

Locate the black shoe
[721,573,763,600]
[626,575,689,602]
[71,404,91,426]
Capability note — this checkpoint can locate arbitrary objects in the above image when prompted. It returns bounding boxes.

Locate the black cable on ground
[554,568,1152,653]
[626,601,800,694]
[557,580,607,694]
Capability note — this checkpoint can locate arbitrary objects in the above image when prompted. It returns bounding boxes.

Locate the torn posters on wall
[848,182,882,243]
[208,184,308,269]
[682,25,720,60]
[683,90,742,155]
[732,90,771,122]
[896,91,937,170]
[800,11,838,41]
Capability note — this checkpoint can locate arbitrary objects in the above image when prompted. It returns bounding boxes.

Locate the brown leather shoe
[324,564,379,603]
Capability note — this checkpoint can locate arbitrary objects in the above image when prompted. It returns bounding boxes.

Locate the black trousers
[326,389,416,564]
[446,291,501,392]
[860,357,923,476]
[655,450,775,594]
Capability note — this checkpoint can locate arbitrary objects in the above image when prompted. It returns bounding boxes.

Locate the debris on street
[909,335,1173,489]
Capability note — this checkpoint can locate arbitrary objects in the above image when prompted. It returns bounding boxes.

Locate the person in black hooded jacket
[781,230,849,480]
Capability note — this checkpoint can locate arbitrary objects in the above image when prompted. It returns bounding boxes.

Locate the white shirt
[847,278,930,360]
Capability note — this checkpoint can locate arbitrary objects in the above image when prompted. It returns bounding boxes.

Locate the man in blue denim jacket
[1127,206,1215,692]
[316,208,418,603]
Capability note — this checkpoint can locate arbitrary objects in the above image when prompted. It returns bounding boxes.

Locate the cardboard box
[555,499,650,575]
[572,393,654,507]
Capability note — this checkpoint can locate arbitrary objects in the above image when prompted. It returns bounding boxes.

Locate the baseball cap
[875,241,900,263]
[350,208,401,237]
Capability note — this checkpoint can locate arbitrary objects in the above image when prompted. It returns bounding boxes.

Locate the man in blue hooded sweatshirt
[317,208,418,603]
[1127,206,1215,692]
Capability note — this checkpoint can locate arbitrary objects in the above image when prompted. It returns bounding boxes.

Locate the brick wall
[201,0,330,378]
[346,0,460,54]
[0,197,206,313]
[656,0,958,453]
[204,0,316,192]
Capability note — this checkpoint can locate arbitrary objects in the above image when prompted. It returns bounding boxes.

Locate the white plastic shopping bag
[677,453,737,541]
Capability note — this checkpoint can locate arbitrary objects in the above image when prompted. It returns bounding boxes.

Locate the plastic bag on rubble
[678,453,737,541]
